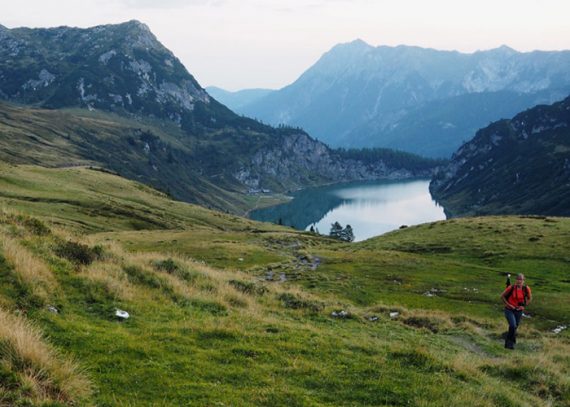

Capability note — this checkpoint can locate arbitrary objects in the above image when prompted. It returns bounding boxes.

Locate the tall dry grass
[0,307,91,404]
[80,262,136,301]
[0,236,56,303]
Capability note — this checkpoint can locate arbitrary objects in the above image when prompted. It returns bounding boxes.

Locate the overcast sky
[3,0,570,90]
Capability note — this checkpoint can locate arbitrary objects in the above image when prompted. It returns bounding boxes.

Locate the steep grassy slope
[0,102,262,212]
[0,165,568,406]
[430,96,570,217]
[0,100,441,217]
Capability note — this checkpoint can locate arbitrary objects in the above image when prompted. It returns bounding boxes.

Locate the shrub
[54,241,102,265]
[21,217,51,236]
[152,259,199,283]
[123,265,163,289]
[278,293,323,313]
[6,214,51,236]
[153,258,178,274]
[229,279,267,296]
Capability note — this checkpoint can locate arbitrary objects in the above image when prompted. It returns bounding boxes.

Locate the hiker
[501,273,532,349]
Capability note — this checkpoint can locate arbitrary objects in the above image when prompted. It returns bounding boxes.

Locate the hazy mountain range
[217,40,570,157]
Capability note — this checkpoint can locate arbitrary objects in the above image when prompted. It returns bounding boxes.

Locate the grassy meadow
[0,164,568,406]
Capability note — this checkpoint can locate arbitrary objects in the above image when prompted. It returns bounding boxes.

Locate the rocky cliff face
[430,96,570,216]
[236,133,431,191]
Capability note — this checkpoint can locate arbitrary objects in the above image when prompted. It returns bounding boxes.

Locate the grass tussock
[480,341,570,404]
[79,262,136,301]
[0,210,51,237]
[229,279,268,296]
[278,292,324,313]
[0,236,56,305]
[0,307,91,405]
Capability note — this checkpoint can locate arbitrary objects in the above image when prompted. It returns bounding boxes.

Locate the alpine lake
[250,179,446,242]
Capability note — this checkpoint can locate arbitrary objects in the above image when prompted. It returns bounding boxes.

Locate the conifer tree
[329,221,343,239]
[340,224,355,242]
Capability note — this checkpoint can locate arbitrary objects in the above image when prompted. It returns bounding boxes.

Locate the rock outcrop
[237,133,431,190]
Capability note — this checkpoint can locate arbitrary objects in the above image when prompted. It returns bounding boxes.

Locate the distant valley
[206,86,274,114]
[0,22,439,213]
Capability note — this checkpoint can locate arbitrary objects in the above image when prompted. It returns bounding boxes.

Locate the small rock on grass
[47,305,59,314]
[331,310,350,318]
[115,309,130,320]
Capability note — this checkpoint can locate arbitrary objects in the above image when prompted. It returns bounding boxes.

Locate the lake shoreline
[250,179,446,241]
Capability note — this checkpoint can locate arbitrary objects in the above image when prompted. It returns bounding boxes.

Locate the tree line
[334,147,447,171]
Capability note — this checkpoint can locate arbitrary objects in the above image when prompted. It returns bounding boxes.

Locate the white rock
[389,312,399,319]
[47,305,59,314]
[331,310,349,318]
[115,309,130,320]
[552,325,567,334]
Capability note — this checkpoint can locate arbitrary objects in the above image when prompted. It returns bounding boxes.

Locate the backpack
[504,284,530,306]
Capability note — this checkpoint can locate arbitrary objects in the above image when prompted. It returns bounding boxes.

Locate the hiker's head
[515,273,525,286]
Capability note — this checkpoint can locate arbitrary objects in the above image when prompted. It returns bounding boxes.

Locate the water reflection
[250,179,446,242]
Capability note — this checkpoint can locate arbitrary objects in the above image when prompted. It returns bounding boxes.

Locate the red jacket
[503,285,531,309]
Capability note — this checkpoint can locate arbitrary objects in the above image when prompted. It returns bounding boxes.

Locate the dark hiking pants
[504,308,523,348]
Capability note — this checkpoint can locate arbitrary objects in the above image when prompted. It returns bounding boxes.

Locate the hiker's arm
[501,291,515,309]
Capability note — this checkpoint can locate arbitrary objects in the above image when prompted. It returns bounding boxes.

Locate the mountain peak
[334,38,373,51]
[495,44,517,54]
[348,38,371,47]
[322,39,374,62]
[476,44,518,56]
[0,21,217,130]
[120,19,152,33]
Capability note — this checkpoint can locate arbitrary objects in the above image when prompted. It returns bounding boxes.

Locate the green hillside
[0,164,568,406]
[431,96,570,217]
[0,101,295,214]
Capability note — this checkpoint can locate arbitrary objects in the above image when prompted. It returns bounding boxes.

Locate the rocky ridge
[0,20,217,130]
